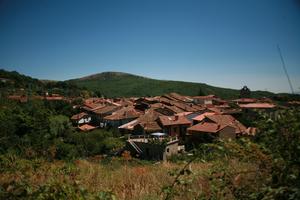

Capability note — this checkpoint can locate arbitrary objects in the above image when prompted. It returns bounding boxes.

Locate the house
[238,103,277,120]
[71,112,91,125]
[118,109,162,135]
[203,114,247,135]
[187,114,247,143]
[104,106,142,127]
[91,105,121,127]
[193,95,216,105]
[125,134,179,161]
[187,122,237,142]
[232,98,257,104]
[212,98,228,106]
[158,115,192,142]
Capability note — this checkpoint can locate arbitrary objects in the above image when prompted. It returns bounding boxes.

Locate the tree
[240,86,251,98]
[49,115,73,138]
[198,88,205,96]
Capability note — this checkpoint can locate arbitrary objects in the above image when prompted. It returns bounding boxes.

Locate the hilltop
[67,71,274,99]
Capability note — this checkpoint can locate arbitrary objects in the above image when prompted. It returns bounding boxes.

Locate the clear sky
[0,0,299,93]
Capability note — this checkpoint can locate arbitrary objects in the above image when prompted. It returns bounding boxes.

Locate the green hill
[67,72,274,99]
[0,69,43,88]
[0,69,82,97]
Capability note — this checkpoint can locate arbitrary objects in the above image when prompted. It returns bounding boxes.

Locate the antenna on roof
[277,45,294,94]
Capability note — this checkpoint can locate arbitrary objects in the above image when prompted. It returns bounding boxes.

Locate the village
[7,87,284,161]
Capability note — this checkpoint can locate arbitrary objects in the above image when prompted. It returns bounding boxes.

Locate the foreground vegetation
[0,96,299,199]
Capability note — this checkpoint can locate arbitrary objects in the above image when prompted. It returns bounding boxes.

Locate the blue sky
[0,0,299,93]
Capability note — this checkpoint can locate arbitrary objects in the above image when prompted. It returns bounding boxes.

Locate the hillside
[0,69,82,97]
[68,72,274,99]
[0,69,43,88]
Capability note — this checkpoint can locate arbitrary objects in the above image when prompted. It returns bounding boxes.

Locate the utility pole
[277,45,294,94]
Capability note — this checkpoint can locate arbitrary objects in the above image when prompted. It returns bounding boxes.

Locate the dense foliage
[0,69,84,97]
[0,98,123,160]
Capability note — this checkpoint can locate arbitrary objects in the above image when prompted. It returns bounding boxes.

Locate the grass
[0,153,264,200]
[0,154,212,199]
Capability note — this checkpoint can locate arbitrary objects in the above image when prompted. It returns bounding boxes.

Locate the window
[166,148,169,153]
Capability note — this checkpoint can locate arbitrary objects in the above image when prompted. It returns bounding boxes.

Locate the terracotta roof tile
[71,112,88,120]
[192,112,216,122]
[188,122,227,133]
[92,105,120,115]
[104,106,142,121]
[232,98,257,103]
[78,124,96,131]
[159,115,192,126]
[118,109,162,132]
[193,95,216,100]
[205,114,246,134]
[45,96,64,100]
[238,103,276,109]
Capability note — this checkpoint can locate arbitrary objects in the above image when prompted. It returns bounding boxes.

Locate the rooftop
[159,115,192,126]
[78,124,97,132]
[238,103,276,109]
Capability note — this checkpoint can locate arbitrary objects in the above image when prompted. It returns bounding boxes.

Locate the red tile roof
[118,119,138,130]
[168,92,193,102]
[205,114,246,134]
[104,106,142,121]
[78,124,96,131]
[188,122,228,133]
[206,107,222,114]
[159,115,192,126]
[232,98,257,103]
[142,121,162,132]
[175,112,193,116]
[45,96,64,100]
[192,112,216,122]
[118,109,162,132]
[92,105,120,115]
[193,95,216,100]
[83,102,105,110]
[238,103,276,109]
[172,102,198,112]
[151,103,185,114]
[71,112,88,120]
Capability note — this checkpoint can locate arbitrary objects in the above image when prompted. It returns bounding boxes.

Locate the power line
[277,45,294,94]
